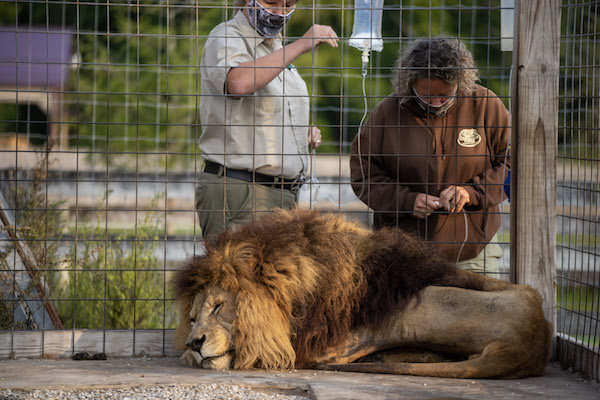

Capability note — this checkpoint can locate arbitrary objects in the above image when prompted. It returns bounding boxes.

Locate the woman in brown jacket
[350,36,510,278]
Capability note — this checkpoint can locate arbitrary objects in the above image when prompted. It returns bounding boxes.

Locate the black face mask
[248,0,295,38]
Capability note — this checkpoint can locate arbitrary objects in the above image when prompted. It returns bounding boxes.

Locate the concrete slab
[0,358,598,400]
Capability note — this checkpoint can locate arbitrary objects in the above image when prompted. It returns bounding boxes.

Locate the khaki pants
[195,172,296,239]
[456,235,503,279]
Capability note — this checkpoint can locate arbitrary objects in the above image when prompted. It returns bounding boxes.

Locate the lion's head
[180,285,236,369]
[172,222,307,370]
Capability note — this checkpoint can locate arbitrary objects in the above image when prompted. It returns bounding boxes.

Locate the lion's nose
[187,335,206,352]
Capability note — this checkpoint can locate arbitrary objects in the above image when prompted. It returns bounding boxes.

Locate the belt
[203,161,305,194]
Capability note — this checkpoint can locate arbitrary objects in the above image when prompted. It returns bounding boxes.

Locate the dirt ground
[1,358,599,400]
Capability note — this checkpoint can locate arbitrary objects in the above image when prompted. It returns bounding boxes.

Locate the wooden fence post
[510,0,560,348]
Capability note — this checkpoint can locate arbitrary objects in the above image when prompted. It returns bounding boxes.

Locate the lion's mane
[173,208,471,370]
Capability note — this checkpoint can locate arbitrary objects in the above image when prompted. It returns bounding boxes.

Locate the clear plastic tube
[349,0,384,53]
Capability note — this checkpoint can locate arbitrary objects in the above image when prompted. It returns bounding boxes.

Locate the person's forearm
[227,40,306,95]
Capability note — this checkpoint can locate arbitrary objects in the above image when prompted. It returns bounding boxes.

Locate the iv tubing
[306,63,369,207]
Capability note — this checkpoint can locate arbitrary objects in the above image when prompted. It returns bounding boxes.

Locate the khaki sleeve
[202,33,253,94]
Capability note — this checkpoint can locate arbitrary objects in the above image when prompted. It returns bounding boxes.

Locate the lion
[173,208,552,379]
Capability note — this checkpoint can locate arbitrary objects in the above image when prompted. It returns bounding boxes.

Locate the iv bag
[349,0,384,53]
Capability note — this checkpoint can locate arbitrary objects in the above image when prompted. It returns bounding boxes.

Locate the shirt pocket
[258,75,284,113]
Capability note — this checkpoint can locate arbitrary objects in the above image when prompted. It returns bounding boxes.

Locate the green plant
[557,285,600,349]
[0,149,65,329]
[54,191,176,330]
[0,150,176,331]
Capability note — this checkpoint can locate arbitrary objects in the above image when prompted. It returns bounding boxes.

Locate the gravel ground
[0,384,311,400]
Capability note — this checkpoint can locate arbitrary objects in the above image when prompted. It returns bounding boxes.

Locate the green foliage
[557,285,600,314]
[53,192,175,330]
[558,3,600,152]
[0,0,515,158]
[0,150,65,329]
[2,1,596,159]
[0,149,172,330]
[557,284,599,348]
[283,1,514,152]
[4,160,65,273]
[67,4,221,166]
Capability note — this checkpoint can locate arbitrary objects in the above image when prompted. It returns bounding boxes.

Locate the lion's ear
[233,289,296,370]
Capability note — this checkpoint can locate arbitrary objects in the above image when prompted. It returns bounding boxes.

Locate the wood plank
[43,330,73,358]
[12,331,43,358]
[1,330,180,359]
[0,332,14,359]
[134,330,167,357]
[511,0,560,345]
[165,329,182,357]
[104,331,134,357]
[73,330,104,354]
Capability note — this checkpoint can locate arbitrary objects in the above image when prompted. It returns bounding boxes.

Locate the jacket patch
[457,129,482,147]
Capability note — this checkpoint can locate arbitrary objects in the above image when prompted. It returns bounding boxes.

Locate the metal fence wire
[0,0,597,382]
[556,0,600,382]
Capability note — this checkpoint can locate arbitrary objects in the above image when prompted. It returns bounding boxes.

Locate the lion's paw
[180,348,201,367]
[201,352,233,370]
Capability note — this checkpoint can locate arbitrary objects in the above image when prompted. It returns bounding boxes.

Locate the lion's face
[182,285,236,369]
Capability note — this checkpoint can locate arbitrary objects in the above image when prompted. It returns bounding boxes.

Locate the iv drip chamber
[349,0,384,53]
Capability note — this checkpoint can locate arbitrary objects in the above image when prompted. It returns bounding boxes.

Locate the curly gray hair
[393,36,479,104]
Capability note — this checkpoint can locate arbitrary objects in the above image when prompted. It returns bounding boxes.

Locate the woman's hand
[439,185,470,213]
[308,126,322,149]
[296,24,339,54]
[413,193,441,219]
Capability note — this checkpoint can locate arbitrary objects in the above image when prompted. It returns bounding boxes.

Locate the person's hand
[296,25,338,54]
[439,185,470,213]
[308,126,322,149]
[413,193,441,219]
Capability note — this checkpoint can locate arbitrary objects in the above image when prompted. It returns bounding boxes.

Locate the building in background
[0,28,72,149]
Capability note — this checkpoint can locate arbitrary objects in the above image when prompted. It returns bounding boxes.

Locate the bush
[0,150,65,329]
[1,151,176,330]
[54,192,175,329]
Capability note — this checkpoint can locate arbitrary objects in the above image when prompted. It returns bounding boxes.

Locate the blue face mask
[248,0,295,38]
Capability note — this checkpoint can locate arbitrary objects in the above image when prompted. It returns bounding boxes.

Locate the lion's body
[173,208,552,379]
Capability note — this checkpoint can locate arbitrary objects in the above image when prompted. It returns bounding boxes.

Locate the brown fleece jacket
[350,84,510,261]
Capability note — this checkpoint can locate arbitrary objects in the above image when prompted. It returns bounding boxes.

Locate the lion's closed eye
[212,303,222,315]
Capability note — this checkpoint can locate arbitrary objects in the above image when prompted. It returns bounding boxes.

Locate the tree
[0,1,513,157]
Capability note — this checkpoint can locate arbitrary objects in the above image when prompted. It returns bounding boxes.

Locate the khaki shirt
[198,11,309,179]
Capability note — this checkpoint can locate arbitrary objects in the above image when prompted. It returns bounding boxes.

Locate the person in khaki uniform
[350,37,510,278]
[197,0,338,238]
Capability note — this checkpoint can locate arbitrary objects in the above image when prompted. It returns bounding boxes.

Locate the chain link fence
[556,0,599,382]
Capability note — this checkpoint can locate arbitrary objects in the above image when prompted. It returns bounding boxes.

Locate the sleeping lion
[173,208,552,379]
